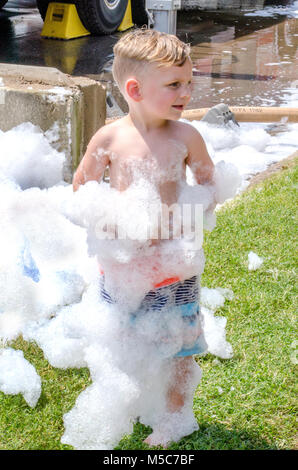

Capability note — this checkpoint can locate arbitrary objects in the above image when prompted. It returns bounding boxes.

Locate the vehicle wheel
[76,0,129,34]
[0,0,8,10]
[36,0,129,34]
[131,0,147,26]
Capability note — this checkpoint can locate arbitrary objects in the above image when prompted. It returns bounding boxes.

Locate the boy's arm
[73,130,110,192]
[185,125,242,220]
[185,125,214,185]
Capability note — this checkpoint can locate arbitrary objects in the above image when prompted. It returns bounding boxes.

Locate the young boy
[73,28,215,447]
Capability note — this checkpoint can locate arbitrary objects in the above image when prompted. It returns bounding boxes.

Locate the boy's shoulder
[92,117,119,137]
[169,118,198,135]
[170,119,204,145]
[92,117,130,143]
[175,119,202,134]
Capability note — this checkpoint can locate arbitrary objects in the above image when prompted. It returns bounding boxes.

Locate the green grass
[1,161,297,450]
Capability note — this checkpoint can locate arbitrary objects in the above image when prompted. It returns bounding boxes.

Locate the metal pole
[145,0,181,35]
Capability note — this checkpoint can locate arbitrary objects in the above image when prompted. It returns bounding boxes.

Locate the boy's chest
[108,137,188,188]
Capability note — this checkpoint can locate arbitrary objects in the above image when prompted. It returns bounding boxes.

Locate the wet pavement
[181,6,298,109]
[0,1,297,116]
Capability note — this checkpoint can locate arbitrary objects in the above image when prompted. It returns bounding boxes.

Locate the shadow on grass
[116,420,277,450]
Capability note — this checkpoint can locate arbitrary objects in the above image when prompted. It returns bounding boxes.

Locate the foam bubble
[248,251,264,271]
[2,118,291,448]
[0,123,64,189]
[0,348,41,407]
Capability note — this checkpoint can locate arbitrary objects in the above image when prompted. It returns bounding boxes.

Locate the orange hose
[182,106,298,123]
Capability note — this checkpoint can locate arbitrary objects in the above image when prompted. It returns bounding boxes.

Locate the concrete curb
[0,64,106,183]
[182,1,265,9]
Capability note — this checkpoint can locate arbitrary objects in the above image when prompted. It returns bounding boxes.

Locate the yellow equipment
[41,3,90,40]
[41,1,133,40]
[118,0,134,31]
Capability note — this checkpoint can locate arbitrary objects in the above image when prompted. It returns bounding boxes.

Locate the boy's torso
[103,118,188,206]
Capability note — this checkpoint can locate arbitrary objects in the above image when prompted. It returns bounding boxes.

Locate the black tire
[36,0,129,34]
[0,0,8,10]
[36,0,53,19]
[131,0,147,26]
[76,0,129,34]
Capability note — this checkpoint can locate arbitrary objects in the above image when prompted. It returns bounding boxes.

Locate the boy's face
[138,57,193,121]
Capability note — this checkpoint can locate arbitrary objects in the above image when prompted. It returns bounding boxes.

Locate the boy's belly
[110,178,180,205]
[109,177,183,245]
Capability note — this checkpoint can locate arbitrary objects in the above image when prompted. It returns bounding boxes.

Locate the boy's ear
[125,78,142,102]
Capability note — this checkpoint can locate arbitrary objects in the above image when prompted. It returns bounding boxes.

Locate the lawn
[1,159,297,450]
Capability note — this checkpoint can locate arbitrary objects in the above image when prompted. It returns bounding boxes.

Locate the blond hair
[112,28,191,91]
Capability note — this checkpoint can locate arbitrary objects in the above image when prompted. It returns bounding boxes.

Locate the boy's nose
[180,83,192,99]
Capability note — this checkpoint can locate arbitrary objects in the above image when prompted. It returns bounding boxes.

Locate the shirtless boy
[73,28,215,447]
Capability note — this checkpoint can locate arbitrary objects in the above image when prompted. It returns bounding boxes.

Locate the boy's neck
[127,108,169,133]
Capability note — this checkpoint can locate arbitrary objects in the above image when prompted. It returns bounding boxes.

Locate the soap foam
[1,118,293,448]
[0,348,41,408]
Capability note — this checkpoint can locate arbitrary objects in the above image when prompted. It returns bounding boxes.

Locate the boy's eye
[167,81,193,88]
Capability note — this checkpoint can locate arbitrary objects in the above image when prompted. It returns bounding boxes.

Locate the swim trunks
[99,274,207,358]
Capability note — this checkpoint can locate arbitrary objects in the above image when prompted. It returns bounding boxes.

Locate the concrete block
[71,76,106,168]
[0,64,106,183]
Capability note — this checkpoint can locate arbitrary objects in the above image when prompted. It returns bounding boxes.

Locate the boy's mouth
[172,105,184,111]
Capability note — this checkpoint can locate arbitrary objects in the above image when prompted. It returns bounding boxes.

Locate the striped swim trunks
[100,274,207,358]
